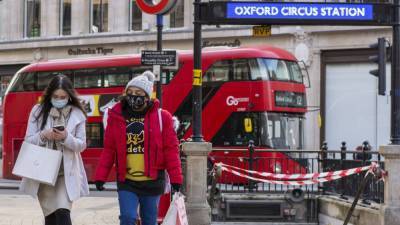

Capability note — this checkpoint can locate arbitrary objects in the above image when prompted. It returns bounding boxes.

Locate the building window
[25,0,41,37]
[170,1,184,28]
[91,0,108,33]
[60,0,71,35]
[130,0,142,31]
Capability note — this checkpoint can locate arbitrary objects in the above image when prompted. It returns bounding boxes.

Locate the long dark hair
[35,75,86,130]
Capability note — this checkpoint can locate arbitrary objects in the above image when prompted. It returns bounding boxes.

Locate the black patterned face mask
[126,94,146,110]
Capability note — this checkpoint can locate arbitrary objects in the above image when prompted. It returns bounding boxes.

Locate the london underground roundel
[136,0,178,15]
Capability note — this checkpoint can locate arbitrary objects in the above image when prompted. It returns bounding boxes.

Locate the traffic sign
[141,50,177,67]
[252,25,271,37]
[136,0,178,15]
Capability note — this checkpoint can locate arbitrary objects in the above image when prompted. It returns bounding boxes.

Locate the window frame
[169,0,184,29]
[59,0,72,36]
[129,0,142,31]
[24,0,41,38]
[90,0,109,33]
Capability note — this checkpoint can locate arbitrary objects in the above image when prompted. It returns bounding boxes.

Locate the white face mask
[51,98,68,109]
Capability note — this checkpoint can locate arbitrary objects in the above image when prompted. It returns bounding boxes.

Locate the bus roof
[20,46,298,72]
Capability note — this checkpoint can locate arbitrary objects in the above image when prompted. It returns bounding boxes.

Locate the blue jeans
[118,190,161,225]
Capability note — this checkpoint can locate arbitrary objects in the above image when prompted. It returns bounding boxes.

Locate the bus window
[86,123,103,148]
[260,113,303,149]
[264,59,290,81]
[288,61,303,83]
[8,72,35,92]
[104,67,131,87]
[251,59,269,80]
[74,69,103,88]
[37,71,72,90]
[212,112,258,146]
[204,60,231,82]
[233,59,250,81]
[131,68,151,78]
[162,69,178,84]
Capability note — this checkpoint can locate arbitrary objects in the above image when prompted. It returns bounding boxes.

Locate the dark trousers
[44,208,72,225]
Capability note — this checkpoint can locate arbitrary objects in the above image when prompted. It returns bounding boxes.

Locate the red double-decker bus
[2,45,306,183]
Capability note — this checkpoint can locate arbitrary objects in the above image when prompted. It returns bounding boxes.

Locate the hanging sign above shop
[136,0,178,15]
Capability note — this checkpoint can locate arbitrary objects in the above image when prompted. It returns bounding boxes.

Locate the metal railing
[320,141,385,204]
[204,140,384,204]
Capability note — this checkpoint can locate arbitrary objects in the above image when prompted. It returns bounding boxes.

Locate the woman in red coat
[95,71,183,225]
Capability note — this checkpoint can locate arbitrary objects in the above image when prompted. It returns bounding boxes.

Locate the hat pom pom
[142,70,155,83]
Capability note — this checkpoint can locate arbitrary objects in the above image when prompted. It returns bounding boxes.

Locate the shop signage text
[202,39,241,48]
[253,25,271,37]
[67,47,114,56]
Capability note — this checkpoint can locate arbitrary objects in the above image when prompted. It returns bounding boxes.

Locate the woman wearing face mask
[20,75,89,225]
[95,71,183,225]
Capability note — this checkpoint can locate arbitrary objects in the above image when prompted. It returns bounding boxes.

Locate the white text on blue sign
[227,3,373,20]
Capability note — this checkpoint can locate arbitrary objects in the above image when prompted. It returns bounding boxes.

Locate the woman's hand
[40,129,55,141]
[53,129,67,141]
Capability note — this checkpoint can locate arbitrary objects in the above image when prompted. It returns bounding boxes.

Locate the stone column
[6,0,24,40]
[108,0,129,33]
[71,0,90,35]
[41,0,60,37]
[182,142,212,225]
[379,145,400,225]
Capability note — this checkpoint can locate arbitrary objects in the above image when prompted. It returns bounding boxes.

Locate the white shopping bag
[175,193,189,225]
[12,141,62,186]
[161,192,188,225]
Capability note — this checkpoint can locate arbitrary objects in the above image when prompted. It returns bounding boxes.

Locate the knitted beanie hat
[125,70,155,97]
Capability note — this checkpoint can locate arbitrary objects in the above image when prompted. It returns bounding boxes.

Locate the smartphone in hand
[53,125,65,132]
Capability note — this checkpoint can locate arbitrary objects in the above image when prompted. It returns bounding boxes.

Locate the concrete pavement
[0,193,120,225]
[0,157,121,225]
[0,159,317,225]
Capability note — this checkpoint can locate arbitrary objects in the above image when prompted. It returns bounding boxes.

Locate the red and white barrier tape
[215,162,380,186]
[215,162,374,180]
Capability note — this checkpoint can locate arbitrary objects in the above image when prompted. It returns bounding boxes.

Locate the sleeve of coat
[161,110,183,184]
[24,105,46,146]
[62,119,87,153]
[95,116,116,182]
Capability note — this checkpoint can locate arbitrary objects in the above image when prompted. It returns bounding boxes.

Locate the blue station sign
[198,1,392,26]
[227,3,373,21]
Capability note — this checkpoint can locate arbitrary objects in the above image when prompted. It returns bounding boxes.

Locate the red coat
[95,100,183,184]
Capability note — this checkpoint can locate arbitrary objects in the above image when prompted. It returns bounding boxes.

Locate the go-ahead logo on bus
[226,96,249,106]
[227,3,373,20]
[136,0,178,15]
